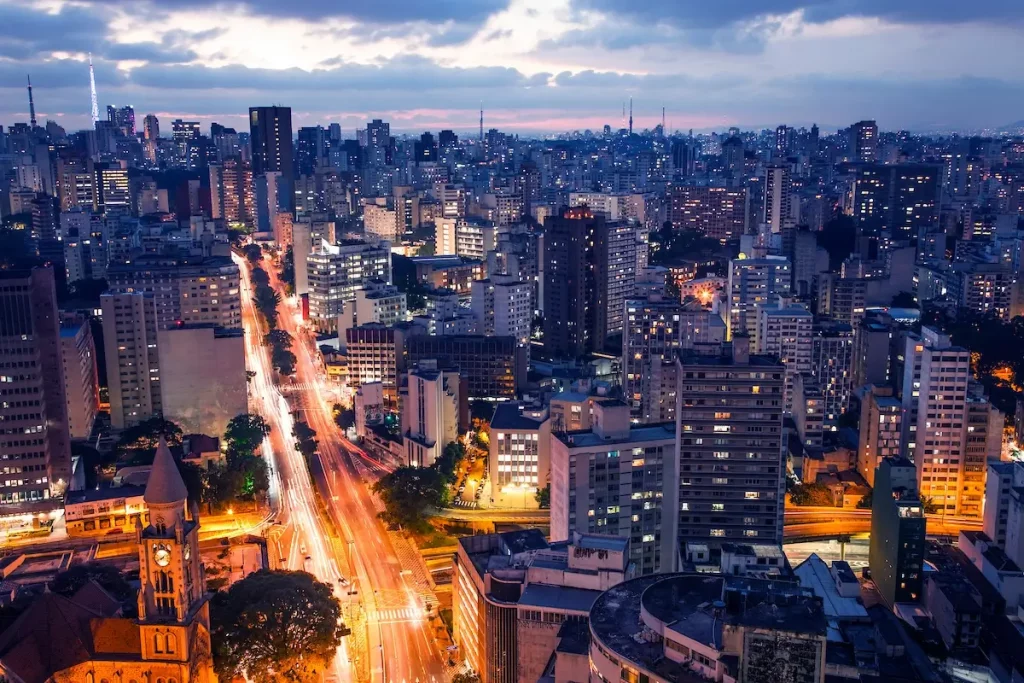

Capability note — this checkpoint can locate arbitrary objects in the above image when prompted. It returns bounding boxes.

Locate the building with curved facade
[588,573,827,683]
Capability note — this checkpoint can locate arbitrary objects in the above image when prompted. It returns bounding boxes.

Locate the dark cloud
[575,0,1024,28]
[0,3,106,58]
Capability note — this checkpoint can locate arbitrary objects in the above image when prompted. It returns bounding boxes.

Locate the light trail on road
[239,251,447,683]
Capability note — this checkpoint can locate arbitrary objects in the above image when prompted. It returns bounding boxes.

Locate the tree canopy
[210,570,345,683]
[372,465,449,529]
[116,417,183,461]
[224,413,271,457]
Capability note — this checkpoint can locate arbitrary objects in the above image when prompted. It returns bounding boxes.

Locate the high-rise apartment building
[0,268,72,507]
[209,159,255,228]
[857,385,902,487]
[470,275,532,345]
[667,185,748,242]
[675,340,786,550]
[763,164,794,233]
[816,273,867,329]
[623,297,725,424]
[106,256,241,331]
[851,163,939,242]
[755,302,813,412]
[542,208,636,356]
[101,292,162,430]
[550,400,677,574]
[402,362,460,468]
[59,315,99,441]
[249,106,294,210]
[726,256,792,344]
[810,321,854,430]
[869,457,925,607]
[850,119,878,162]
[306,240,392,332]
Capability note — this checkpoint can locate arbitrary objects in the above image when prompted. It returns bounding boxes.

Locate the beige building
[156,325,246,438]
[102,292,163,430]
[307,240,391,332]
[453,530,631,683]
[64,484,148,537]
[59,315,100,440]
[401,362,460,468]
[857,385,902,487]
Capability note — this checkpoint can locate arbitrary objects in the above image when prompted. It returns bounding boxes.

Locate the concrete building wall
[156,326,246,437]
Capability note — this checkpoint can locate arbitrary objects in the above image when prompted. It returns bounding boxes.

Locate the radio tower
[628,96,633,135]
[26,76,36,128]
[89,53,99,123]
[479,105,483,142]
[662,106,666,135]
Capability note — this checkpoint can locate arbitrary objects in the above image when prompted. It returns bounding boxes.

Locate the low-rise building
[488,404,550,508]
[64,485,147,537]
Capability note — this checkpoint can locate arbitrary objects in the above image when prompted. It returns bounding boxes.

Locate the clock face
[153,544,171,567]
[184,544,191,561]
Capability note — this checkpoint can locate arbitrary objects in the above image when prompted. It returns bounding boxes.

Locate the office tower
[816,273,867,329]
[667,185,748,242]
[107,105,135,136]
[453,531,631,683]
[414,132,437,163]
[406,335,525,399]
[254,171,281,235]
[471,275,531,344]
[810,321,854,430]
[0,267,72,506]
[59,315,99,441]
[755,302,813,412]
[550,400,677,574]
[346,323,420,405]
[852,312,894,388]
[488,404,551,508]
[675,340,786,550]
[851,163,939,243]
[249,106,294,210]
[106,256,242,330]
[857,385,902,487]
[763,164,794,233]
[295,125,326,176]
[306,241,392,332]
[93,164,130,213]
[402,361,459,468]
[869,457,926,607]
[143,114,160,140]
[623,297,725,424]
[209,159,255,227]
[101,292,162,430]
[542,208,635,357]
[721,135,744,176]
[589,574,826,683]
[850,119,878,162]
[156,325,246,437]
[726,256,792,344]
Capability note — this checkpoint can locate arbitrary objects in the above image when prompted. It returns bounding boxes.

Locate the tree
[51,562,134,607]
[116,417,183,460]
[264,329,293,349]
[224,414,271,457]
[535,483,551,509]
[292,419,319,460]
[433,442,465,485]
[372,466,448,529]
[333,403,355,431]
[272,346,297,376]
[789,483,836,507]
[453,672,481,683]
[242,243,263,266]
[210,570,345,683]
[280,245,295,295]
[856,490,873,509]
[890,291,917,308]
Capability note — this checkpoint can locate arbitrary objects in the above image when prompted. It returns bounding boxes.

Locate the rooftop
[491,403,546,431]
[555,422,675,449]
[575,534,629,553]
[519,584,601,614]
[65,485,146,505]
[793,554,868,622]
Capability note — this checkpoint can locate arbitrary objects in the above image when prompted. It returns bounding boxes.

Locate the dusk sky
[2,0,1024,135]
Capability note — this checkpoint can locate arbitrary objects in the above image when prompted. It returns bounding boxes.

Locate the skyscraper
[763,164,793,234]
[0,267,72,508]
[850,120,878,162]
[675,339,786,550]
[542,208,635,357]
[249,106,295,210]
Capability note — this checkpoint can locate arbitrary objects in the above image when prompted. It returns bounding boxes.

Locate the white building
[726,256,792,344]
[550,399,678,574]
[363,198,399,241]
[488,404,550,508]
[101,292,162,430]
[306,240,391,332]
[59,316,99,440]
[338,282,407,349]
[470,275,532,345]
[402,362,460,468]
[435,216,497,260]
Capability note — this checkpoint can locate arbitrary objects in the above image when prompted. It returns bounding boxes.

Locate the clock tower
[136,438,213,679]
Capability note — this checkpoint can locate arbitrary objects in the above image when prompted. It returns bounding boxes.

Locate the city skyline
[3,0,1024,134]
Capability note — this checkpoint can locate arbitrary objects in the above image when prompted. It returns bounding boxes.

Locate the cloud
[0,2,107,58]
